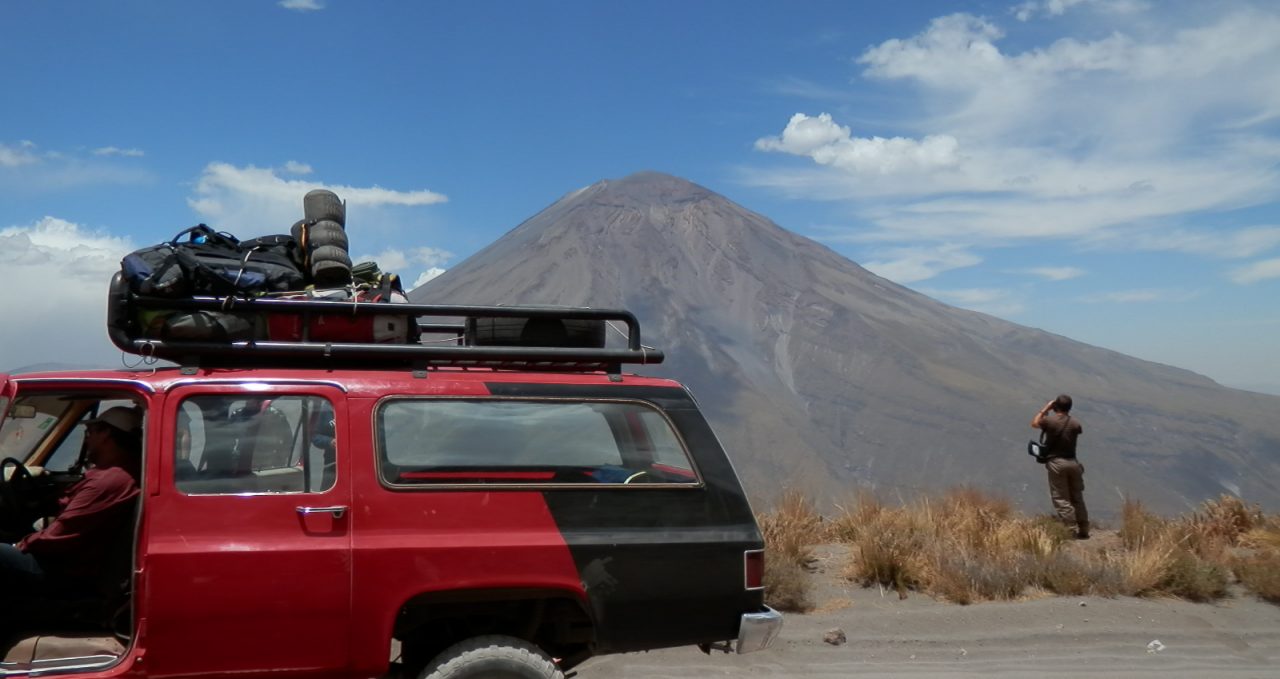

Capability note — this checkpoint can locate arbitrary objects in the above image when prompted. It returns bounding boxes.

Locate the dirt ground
[576,542,1280,678]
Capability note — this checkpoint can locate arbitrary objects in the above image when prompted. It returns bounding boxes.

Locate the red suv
[0,279,780,677]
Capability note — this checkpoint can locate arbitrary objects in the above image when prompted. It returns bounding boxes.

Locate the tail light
[744,549,765,590]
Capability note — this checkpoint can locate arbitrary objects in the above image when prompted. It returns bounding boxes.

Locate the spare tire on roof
[306,220,349,251]
[303,189,345,226]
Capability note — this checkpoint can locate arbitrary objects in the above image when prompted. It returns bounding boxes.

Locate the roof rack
[106,273,664,372]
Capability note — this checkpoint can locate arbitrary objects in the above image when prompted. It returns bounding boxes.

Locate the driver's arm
[16,470,137,557]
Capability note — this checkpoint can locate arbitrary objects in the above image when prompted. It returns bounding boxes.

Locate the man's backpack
[121,225,305,298]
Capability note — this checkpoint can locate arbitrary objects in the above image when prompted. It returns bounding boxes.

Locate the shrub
[1159,547,1229,601]
[763,555,813,612]
[1036,551,1093,596]
[1235,552,1280,603]
[930,550,1036,604]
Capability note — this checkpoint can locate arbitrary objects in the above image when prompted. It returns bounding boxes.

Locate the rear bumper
[735,606,783,654]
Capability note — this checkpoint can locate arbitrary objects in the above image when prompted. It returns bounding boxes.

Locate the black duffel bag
[121,225,305,298]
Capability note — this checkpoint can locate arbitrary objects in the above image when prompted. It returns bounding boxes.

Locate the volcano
[412,172,1280,515]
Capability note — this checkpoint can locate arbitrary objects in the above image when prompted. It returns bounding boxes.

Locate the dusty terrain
[577,543,1280,678]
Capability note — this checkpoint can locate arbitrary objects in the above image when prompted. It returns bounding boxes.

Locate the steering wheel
[1,457,36,534]
[623,470,650,484]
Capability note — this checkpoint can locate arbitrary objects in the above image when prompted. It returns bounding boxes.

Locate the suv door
[144,384,352,677]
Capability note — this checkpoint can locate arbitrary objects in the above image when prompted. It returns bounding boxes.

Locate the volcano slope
[411,172,1280,516]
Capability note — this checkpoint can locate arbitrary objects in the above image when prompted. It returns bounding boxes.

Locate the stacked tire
[293,189,352,287]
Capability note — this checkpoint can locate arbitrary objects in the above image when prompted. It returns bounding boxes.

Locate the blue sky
[2,0,1278,394]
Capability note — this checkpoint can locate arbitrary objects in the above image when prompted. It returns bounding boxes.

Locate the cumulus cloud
[1230,258,1280,284]
[413,268,446,288]
[0,218,134,368]
[282,160,313,175]
[92,146,145,158]
[755,113,960,175]
[279,0,324,10]
[188,162,447,235]
[747,7,1280,283]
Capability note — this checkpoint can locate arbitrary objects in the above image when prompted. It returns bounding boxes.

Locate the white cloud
[1080,288,1197,303]
[0,140,153,190]
[355,248,411,271]
[282,161,313,175]
[0,141,40,167]
[1013,0,1149,22]
[411,246,453,268]
[755,113,960,175]
[862,244,981,283]
[413,268,446,288]
[0,218,135,368]
[1116,226,1280,259]
[1022,266,1085,281]
[352,247,454,289]
[1230,258,1280,284]
[92,146,145,158]
[279,0,324,11]
[188,162,447,235]
[918,286,1026,316]
[748,8,1280,253]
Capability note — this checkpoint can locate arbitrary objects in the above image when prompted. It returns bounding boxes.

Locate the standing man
[1032,395,1088,539]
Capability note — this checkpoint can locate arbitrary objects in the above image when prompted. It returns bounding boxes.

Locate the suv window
[176,394,336,495]
[377,399,699,486]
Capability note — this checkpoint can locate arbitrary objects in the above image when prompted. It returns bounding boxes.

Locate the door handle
[297,505,348,519]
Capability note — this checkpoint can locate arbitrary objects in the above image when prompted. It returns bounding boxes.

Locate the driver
[1,406,142,610]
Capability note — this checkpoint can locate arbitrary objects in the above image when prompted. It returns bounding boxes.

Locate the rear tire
[419,635,562,679]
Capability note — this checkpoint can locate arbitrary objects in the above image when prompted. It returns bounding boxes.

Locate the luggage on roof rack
[105,273,663,372]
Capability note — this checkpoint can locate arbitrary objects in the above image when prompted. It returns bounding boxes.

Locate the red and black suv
[0,284,780,677]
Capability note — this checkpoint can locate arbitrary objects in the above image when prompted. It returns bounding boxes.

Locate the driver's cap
[86,406,142,434]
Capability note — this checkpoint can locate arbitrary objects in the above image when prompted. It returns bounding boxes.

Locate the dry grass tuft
[828,492,886,543]
[1239,520,1280,552]
[756,489,826,611]
[1119,497,1165,550]
[841,505,927,597]
[773,487,1278,607]
[757,488,825,564]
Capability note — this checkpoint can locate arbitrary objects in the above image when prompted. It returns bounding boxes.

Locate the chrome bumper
[735,606,783,654]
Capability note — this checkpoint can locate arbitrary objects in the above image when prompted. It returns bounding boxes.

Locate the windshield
[0,395,73,465]
[0,393,138,471]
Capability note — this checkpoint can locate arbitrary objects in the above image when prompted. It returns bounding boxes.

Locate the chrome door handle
[297,505,348,519]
